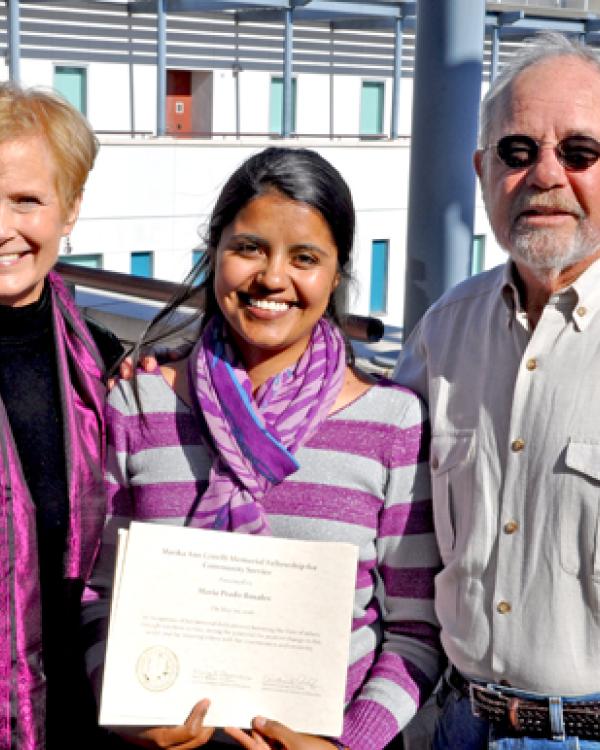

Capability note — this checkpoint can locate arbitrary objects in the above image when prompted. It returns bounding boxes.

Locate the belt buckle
[468,682,482,718]
[468,683,500,718]
[469,683,523,731]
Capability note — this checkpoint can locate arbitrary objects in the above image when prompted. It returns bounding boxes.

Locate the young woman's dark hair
[132,147,355,359]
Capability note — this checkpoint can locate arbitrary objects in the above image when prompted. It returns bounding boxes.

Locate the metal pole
[282,7,293,137]
[490,26,500,81]
[8,0,21,84]
[391,14,403,140]
[234,13,241,139]
[403,0,485,336]
[127,5,136,135]
[156,0,167,136]
[234,70,241,139]
[329,22,334,140]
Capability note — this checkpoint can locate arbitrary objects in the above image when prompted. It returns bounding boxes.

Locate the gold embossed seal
[136,646,179,692]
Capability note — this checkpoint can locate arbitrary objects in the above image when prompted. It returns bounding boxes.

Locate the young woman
[0,84,122,749]
[86,147,441,750]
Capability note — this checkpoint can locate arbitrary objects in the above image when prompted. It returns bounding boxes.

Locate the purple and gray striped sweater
[84,371,441,750]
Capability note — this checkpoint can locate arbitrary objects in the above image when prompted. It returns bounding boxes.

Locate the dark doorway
[166,70,192,134]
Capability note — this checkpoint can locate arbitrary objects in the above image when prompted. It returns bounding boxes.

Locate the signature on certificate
[193,668,251,689]
[262,674,320,697]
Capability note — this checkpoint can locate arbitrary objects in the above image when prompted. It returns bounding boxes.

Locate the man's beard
[490,191,600,281]
[509,222,600,281]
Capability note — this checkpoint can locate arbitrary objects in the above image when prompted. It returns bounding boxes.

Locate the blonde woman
[0,84,122,749]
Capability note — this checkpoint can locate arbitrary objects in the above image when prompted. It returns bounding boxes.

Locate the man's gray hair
[479,31,600,147]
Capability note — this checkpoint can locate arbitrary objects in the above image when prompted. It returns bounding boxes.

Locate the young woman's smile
[214,190,340,370]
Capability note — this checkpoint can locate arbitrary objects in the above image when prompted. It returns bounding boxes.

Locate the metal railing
[94,129,153,138]
[56,262,384,343]
[163,131,405,141]
[92,130,410,142]
[487,0,600,11]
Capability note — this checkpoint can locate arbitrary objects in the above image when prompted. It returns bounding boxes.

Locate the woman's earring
[64,235,73,255]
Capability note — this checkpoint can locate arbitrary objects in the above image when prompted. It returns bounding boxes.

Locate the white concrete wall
[191,71,214,134]
[211,69,235,134]
[296,74,330,135]
[398,78,414,136]
[332,76,361,136]
[132,65,157,134]
[239,71,271,134]
[88,63,133,132]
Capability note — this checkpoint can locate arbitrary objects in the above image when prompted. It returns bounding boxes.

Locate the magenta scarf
[188,316,346,534]
[0,271,106,750]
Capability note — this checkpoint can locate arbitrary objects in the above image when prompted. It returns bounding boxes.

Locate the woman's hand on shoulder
[107,353,158,390]
[225,717,343,750]
[117,699,214,749]
[108,344,192,389]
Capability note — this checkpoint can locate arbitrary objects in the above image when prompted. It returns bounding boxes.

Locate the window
[59,253,102,269]
[54,66,87,114]
[369,240,389,315]
[269,77,297,135]
[131,251,153,278]
[360,81,384,136]
[471,235,486,276]
[191,249,207,285]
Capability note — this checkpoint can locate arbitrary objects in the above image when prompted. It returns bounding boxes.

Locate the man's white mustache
[512,194,586,221]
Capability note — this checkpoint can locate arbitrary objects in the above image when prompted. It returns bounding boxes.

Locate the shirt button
[511,438,525,452]
[577,305,587,317]
[497,600,512,614]
[504,520,519,534]
[526,358,537,371]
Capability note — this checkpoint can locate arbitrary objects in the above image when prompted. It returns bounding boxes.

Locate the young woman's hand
[116,699,214,749]
[225,717,342,750]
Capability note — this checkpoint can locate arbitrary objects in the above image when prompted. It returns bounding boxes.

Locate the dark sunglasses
[492,134,600,172]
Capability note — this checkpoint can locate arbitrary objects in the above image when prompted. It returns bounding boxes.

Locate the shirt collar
[499,257,600,332]
[500,262,525,328]
[569,256,600,331]
[501,263,520,308]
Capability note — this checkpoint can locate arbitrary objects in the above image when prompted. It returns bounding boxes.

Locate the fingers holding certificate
[225,717,342,750]
[115,699,215,750]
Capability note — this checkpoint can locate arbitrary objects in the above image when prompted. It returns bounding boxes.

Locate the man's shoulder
[423,264,506,321]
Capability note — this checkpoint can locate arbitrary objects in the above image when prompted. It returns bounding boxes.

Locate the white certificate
[99,521,358,737]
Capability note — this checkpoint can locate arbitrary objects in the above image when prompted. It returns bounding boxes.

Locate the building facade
[2,1,594,326]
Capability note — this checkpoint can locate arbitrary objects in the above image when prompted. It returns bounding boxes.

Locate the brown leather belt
[449,668,600,741]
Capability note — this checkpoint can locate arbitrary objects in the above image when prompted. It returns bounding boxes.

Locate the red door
[166,70,192,135]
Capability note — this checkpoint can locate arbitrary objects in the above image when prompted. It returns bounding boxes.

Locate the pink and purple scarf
[0,271,106,750]
[188,315,346,534]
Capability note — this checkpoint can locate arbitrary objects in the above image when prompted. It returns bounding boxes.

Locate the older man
[394,32,600,749]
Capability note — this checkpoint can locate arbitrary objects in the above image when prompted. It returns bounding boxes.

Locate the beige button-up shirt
[393,259,600,695]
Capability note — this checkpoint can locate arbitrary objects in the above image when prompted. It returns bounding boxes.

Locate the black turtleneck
[0,283,68,583]
[0,283,124,749]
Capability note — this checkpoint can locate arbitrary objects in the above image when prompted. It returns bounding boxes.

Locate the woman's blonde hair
[0,83,99,214]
